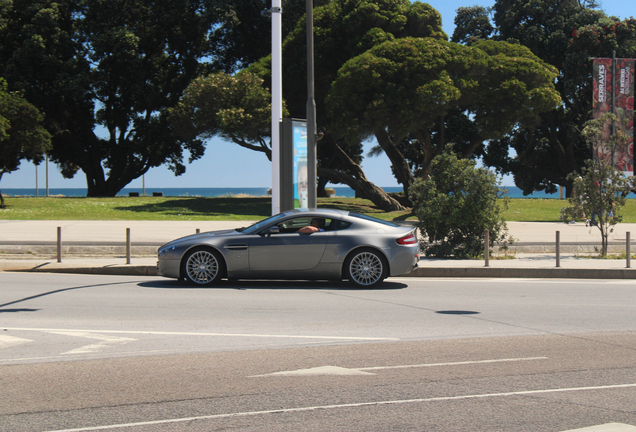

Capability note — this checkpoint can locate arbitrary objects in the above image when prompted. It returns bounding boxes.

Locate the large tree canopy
[0,0,230,196]
[249,0,448,210]
[172,0,559,210]
[251,0,557,205]
[453,0,636,196]
[326,38,560,196]
[168,72,276,159]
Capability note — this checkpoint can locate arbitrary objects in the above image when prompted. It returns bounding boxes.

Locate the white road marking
[357,356,548,371]
[0,349,188,363]
[561,423,636,432]
[47,331,137,355]
[44,383,636,432]
[0,335,33,348]
[252,365,376,377]
[4,327,398,341]
[251,357,547,377]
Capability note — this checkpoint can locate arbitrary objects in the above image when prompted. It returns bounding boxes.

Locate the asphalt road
[1,273,635,431]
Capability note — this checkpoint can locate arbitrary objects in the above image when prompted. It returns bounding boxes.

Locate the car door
[248,216,328,271]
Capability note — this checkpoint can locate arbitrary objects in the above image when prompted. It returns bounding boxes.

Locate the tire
[182,247,225,286]
[344,248,387,288]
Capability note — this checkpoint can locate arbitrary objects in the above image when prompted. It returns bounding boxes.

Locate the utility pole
[306,0,317,208]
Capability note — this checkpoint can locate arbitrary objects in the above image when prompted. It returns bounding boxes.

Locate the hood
[160,229,240,248]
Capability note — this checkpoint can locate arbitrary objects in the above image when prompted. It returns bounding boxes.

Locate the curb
[3,263,635,279]
[410,267,636,279]
[4,264,158,276]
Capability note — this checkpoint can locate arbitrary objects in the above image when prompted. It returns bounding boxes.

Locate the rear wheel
[344,248,387,288]
[182,247,225,286]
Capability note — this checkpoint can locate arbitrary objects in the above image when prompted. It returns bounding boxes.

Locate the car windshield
[348,213,400,227]
[239,213,289,235]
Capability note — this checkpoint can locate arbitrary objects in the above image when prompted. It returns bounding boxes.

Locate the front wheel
[344,248,387,288]
[182,247,225,286]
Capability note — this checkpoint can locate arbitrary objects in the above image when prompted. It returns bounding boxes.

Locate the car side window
[267,217,317,234]
[324,219,351,231]
[284,217,313,232]
[259,217,351,235]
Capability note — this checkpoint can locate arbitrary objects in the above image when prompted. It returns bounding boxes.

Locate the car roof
[281,208,349,218]
[279,208,405,229]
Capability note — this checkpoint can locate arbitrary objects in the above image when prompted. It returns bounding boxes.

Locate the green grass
[503,198,636,223]
[502,198,567,222]
[1,195,635,222]
[0,196,272,221]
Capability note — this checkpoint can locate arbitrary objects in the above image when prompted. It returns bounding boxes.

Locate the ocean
[0,186,572,198]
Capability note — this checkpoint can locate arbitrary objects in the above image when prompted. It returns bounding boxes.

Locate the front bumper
[157,258,181,279]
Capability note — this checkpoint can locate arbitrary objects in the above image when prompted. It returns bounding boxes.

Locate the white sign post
[271,1,283,215]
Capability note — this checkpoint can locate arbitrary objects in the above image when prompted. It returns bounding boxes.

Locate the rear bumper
[389,244,420,276]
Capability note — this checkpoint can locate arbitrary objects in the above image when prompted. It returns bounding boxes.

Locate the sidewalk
[1,220,635,279]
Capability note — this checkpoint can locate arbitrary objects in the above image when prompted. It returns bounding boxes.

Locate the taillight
[396,233,417,245]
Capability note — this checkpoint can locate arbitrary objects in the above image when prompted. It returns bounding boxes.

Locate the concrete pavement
[1,220,635,279]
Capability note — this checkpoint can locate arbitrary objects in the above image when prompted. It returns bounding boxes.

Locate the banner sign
[592,58,635,174]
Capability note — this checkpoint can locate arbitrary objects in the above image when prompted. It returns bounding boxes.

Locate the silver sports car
[157,208,419,287]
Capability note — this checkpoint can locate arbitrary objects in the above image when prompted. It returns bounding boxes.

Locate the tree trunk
[413,128,439,179]
[375,129,415,197]
[317,176,329,197]
[321,139,405,211]
[85,169,140,197]
[318,167,405,211]
[0,190,4,208]
[318,137,405,211]
[599,223,609,258]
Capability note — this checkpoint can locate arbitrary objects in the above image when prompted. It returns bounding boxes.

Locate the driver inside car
[298,218,325,234]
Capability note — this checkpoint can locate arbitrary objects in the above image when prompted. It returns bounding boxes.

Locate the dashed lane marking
[44,383,636,432]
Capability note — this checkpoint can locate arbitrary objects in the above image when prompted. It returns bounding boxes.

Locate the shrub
[409,146,512,258]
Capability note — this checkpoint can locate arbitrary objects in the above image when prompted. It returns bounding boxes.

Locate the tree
[408,145,512,258]
[453,0,636,196]
[168,72,277,160]
[172,0,447,211]
[451,6,494,44]
[560,114,633,257]
[180,0,556,211]
[0,0,340,197]
[286,0,450,209]
[0,0,228,196]
[0,78,52,207]
[208,0,331,73]
[326,38,560,197]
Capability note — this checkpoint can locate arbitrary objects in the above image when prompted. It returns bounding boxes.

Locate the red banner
[592,58,634,174]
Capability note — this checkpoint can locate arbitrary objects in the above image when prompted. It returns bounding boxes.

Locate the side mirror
[268,226,280,234]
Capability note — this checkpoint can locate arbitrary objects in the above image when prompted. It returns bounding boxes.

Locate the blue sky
[2,0,633,190]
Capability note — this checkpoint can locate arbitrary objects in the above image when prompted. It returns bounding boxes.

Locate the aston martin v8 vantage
[157,208,419,287]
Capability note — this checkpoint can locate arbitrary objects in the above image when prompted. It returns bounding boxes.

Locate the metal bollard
[57,226,62,263]
[126,228,131,265]
[627,232,631,269]
[484,230,489,267]
[556,231,560,268]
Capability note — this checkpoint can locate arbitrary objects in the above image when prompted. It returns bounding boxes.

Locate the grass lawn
[1,195,636,223]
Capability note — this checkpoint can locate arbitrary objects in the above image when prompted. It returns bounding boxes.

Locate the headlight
[158,243,179,258]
